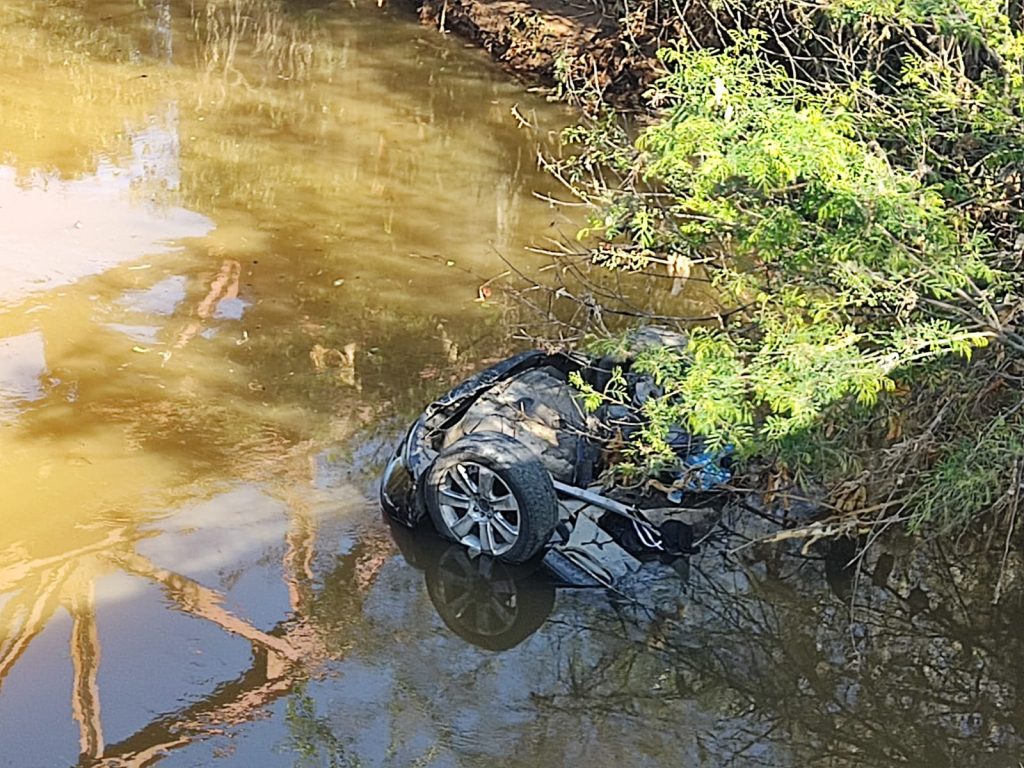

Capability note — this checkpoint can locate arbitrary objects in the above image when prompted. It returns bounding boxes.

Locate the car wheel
[424,432,558,564]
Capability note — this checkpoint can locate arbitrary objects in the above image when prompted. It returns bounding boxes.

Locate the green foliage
[555,4,1024,528]
[568,38,995,454]
[907,414,1024,533]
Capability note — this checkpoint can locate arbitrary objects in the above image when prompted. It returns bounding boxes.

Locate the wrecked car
[380,328,732,576]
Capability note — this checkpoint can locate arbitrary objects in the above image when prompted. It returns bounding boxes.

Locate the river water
[0,2,1022,767]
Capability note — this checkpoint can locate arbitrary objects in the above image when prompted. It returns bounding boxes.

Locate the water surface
[0,1,571,762]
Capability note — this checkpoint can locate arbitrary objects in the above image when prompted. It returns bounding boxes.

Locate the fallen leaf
[885,413,903,441]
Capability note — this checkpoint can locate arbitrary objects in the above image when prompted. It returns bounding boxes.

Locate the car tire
[424,432,558,564]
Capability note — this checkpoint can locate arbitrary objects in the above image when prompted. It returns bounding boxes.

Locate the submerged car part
[424,432,559,563]
[387,514,699,651]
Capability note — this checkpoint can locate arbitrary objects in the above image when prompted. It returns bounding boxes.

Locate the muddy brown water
[0,2,1022,766]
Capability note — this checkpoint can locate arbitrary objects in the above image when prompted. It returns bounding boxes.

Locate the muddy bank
[409,0,660,105]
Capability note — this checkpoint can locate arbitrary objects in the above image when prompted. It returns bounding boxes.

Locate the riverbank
[409,0,661,105]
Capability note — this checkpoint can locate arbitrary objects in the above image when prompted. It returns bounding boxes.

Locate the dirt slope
[414,0,660,105]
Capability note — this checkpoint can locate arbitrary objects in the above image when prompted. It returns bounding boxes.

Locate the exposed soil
[413,0,661,106]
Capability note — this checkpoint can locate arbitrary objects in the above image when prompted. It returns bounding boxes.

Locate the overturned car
[380,329,732,574]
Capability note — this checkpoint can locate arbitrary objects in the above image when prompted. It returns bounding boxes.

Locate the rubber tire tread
[425,432,558,564]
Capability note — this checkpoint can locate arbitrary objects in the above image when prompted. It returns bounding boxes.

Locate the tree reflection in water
[2,485,1022,766]
[0,494,384,766]
[375,520,1024,768]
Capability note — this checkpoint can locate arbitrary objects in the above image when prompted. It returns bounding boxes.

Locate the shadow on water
[360,517,1024,768]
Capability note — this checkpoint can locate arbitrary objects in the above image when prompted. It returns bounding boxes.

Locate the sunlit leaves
[615,43,998,449]
[558,28,1019,480]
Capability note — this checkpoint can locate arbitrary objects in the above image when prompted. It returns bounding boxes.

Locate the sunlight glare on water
[0,1,575,763]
